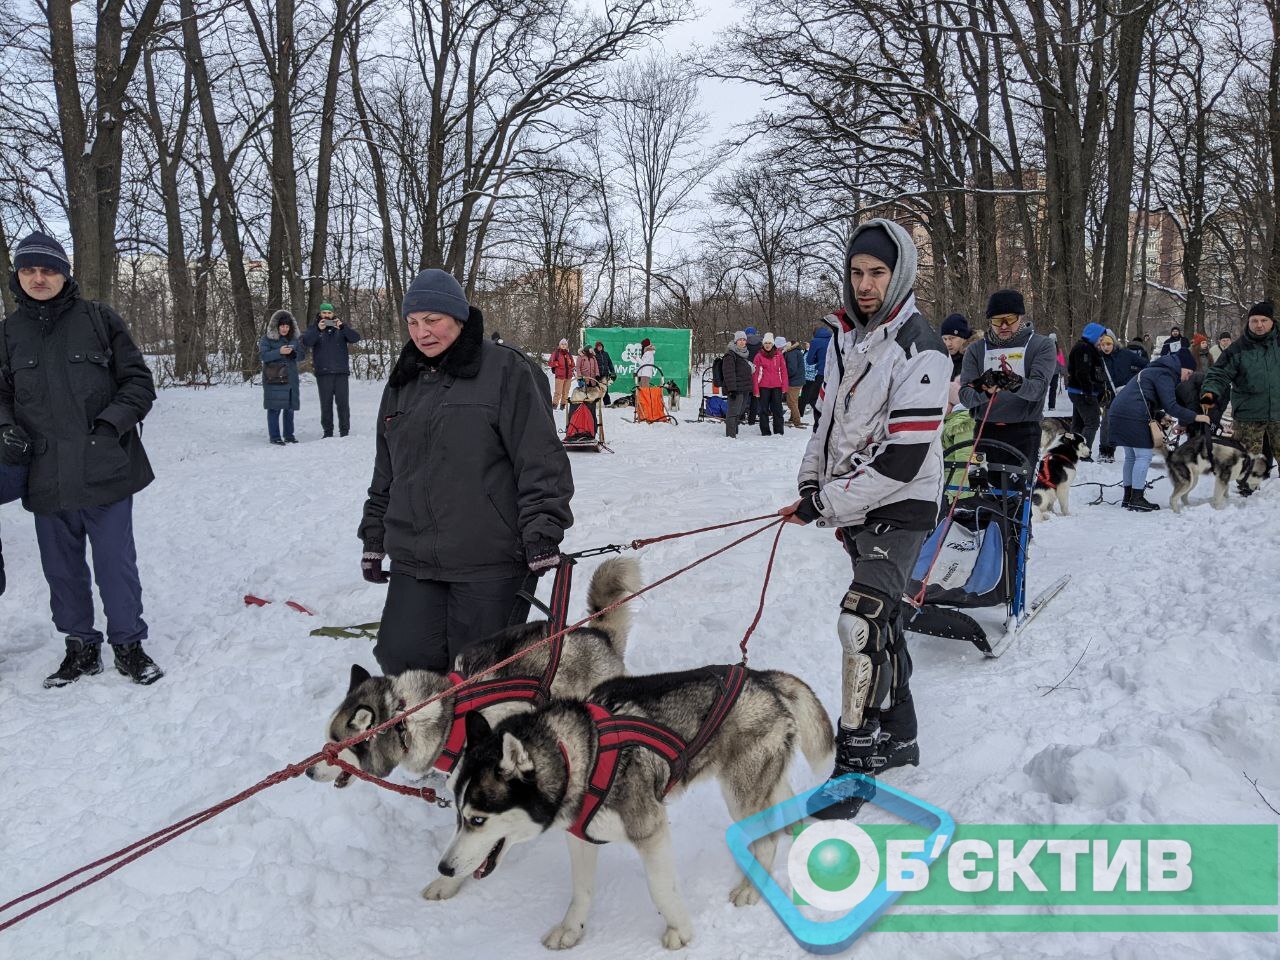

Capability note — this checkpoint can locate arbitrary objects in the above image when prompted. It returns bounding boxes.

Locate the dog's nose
[438,862,455,878]
[304,765,317,780]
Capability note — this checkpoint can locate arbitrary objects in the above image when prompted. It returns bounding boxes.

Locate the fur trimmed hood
[389,305,486,387]
[266,309,298,340]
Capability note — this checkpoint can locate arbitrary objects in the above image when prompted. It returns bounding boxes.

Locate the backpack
[712,356,724,388]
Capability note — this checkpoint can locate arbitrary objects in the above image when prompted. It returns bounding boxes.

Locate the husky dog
[663,379,682,411]
[307,557,640,899]
[569,380,608,405]
[1031,432,1090,520]
[1167,436,1269,512]
[1039,416,1071,453]
[438,667,834,950]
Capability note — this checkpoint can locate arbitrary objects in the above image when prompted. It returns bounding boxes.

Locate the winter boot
[113,641,165,685]
[876,696,920,772]
[270,438,286,446]
[1127,489,1161,512]
[811,719,882,820]
[1121,486,1132,507]
[43,637,103,689]
[284,436,299,444]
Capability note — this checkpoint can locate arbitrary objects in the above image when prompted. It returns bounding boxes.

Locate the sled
[630,365,678,425]
[694,367,727,423]
[906,439,1067,657]
[563,378,612,453]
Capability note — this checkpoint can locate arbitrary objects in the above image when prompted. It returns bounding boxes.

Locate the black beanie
[848,225,898,272]
[940,313,971,338]
[1248,301,1274,320]
[13,231,72,279]
[985,289,1025,318]
[401,268,469,322]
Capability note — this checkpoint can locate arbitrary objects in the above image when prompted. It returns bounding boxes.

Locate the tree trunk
[306,0,350,321]
[181,0,259,379]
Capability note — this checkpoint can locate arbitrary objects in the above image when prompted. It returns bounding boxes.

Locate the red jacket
[753,347,789,394]
[549,348,575,379]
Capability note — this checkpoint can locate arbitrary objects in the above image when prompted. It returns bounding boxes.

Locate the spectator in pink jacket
[549,339,575,409]
[576,346,599,385]
[752,332,789,436]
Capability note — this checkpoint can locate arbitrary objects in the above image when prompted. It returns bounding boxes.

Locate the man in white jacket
[781,219,951,818]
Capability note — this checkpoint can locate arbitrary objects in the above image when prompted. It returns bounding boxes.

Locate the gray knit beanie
[401,268,469,322]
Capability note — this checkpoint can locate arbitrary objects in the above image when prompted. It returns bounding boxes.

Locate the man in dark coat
[359,269,574,674]
[301,303,361,438]
[593,340,616,405]
[958,289,1056,473]
[1159,325,1189,357]
[720,331,753,438]
[1202,301,1280,492]
[0,231,162,687]
[1066,322,1108,456]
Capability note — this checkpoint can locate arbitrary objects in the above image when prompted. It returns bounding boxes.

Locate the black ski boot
[43,637,103,689]
[811,719,882,820]
[113,642,165,685]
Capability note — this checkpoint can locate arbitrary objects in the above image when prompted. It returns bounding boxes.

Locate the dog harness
[430,562,574,773]
[1036,453,1071,489]
[566,664,749,844]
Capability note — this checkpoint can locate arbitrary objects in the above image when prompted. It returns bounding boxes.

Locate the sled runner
[906,439,1068,657]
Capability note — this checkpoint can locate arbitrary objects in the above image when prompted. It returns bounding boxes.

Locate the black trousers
[1070,396,1101,451]
[316,373,351,436]
[799,376,822,419]
[757,387,785,435]
[374,572,532,674]
[724,391,750,438]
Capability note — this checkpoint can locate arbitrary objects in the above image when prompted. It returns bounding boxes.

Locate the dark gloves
[91,420,119,439]
[792,493,822,524]
[1200,392,1217,409]
[969,368,1023,393]
[0,424,32,466]
[798,480,819,498]
[526,537,562,575]
[361,551,389,584]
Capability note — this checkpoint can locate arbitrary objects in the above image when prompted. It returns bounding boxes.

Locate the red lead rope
[0,513,786,934]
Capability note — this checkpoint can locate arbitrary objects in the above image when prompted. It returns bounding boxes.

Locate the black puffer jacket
[720,346,753,396]
[359,306,573,581]
[0,276,155,514]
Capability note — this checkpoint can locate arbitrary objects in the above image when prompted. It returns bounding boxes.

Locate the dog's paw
[542,923,586,950]
[661,926,693,950]
[421,876,464,901]
[729,879,760,906]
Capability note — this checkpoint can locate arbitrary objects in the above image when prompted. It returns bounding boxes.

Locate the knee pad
[837,587,894,729]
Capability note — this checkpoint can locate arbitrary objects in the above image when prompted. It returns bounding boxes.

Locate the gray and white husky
[1167,436,1268,512]
[438,667,834,950]
[306,557,640,899]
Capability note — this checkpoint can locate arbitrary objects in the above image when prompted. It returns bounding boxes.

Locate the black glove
[525,538,562,575]
[1200,392,1217,409]
[91,420,119,439]
[361,551,389,584]
[0,424,32,466]
[792,492,822,524]
[798,479,819,499]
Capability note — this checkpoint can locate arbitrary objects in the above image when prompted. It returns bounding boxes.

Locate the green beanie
[319,302,334,312]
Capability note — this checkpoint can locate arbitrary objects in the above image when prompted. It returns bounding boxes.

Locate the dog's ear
[348,663,371,693]
[498,732,534,780]
[465,709,491,747]
[350,705,375,731]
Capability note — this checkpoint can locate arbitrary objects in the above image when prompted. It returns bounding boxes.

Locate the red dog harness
[1036,452,1071,489]
[431,562,574,772]
[567,664,749,844]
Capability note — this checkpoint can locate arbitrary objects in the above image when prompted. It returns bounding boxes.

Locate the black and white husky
[437,667,833,950]
[1031,432,1090,521]
[306,557,639,900]
[1167,435,1269,512]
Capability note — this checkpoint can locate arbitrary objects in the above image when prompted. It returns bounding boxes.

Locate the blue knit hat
[744,326,757,336]
[13,231,72,279]
[401,268,469,322]
[1081,322,1105,344]
[941,313,971,338]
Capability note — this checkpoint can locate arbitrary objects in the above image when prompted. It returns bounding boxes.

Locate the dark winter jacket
[0,461,27,596]
[359,306,574,581]
[1106,354,1200,448]
[1159,335,1189,357]
[1067,338,1108,400]
[1101,346,1147,390]
[720,345,753,396]
[957,326,1056,424]
[301,315,361,374]
[1126,339,1150,360]
[746,331,763,361]
[594,347,616,381]
[260,310,303,412]
[805,325,832,381]
[784,345,806,387]
[1175,370,1224,432]
[0,276,156,514]
[1202,324,1280,423]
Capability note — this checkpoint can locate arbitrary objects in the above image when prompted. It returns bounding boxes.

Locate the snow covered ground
[1,376,1278,959]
